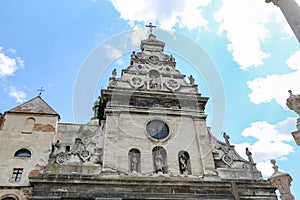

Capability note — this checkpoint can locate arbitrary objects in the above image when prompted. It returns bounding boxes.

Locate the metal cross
[146,22,156,34]
[38,87,45,96]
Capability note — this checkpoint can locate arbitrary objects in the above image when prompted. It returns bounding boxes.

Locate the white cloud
[214,0,287,70]
[9,86,27,103]
[0,47,24,78]
[104,44,122,59]
[108,0,211,30]
[130,29,148,47]
[248,50,300,108]
[235,117,295,177]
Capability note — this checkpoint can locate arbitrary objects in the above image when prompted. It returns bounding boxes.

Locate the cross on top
[38,87,45,96]
[146,22,156,34]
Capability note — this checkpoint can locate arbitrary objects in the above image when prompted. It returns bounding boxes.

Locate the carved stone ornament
[286,90,300,116]
[55,138,102,165]
[109,80,118,87]
[165,79,180,91]
[269,160,295,200]
[130,76,144,88]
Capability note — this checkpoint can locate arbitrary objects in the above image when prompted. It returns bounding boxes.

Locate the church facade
[0,33,277,199]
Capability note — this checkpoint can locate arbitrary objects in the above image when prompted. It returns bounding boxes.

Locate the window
[1,196,18,200]
[14,149,31,158]
[10,168,23,182]
[22,117,35,134]
[146,120,169,140]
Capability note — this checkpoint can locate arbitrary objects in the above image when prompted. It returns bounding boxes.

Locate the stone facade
[0,34,278,200]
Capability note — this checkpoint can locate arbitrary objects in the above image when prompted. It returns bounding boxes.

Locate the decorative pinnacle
[38,87,45,96]
[146,22,156,34]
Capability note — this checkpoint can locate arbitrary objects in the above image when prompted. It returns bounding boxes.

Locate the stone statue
[112,69,117,78]
[179,154,188,174]
[188,75,195,85]
[51,140,61,155]
[245,147,254,164]
[130,153,139,173]
[154,151,163,172]
[131,51,137,59]
[223,132,230,152]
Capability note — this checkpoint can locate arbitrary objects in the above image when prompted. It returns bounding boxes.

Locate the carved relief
[165,79,180,91]
[130,77,144,88]
[55,138,103,165]
[212,132,253,169]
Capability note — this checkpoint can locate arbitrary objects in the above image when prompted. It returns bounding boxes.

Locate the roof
[8,95,60,117]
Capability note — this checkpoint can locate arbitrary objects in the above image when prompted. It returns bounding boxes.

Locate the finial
[38,87,45,96]
[271,159,279,173]
[146,22,156,34]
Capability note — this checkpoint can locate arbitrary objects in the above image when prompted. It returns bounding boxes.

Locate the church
[0,30,278,199]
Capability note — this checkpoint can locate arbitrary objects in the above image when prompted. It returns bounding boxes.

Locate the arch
[178,150,192,175]
[128,148,141,173]
[152,146,168,174]
[1,194,19,200]
[14,148,31,158]
[23,117,35,133]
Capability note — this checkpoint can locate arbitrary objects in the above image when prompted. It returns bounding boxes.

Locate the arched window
[14,148,31,158]
[23,117,35,133]
[178,151,192,175]
[152,146,168,174]
[1,194,18,200]
[128,148,141,173]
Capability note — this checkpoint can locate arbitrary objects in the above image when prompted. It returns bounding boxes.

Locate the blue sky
[0,0,299,197]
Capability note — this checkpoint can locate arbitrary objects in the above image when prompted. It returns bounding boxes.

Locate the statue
[179,154,188,174]
[188,75,195,85]
[245,147,254,164]
[51,140,61,155]
[112,69,117,78]
[169,55,175,62]
[223,132,231,152]
[154,151,163,172]
[130,153,139,173]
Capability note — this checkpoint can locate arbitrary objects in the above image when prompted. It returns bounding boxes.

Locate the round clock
[146,120,169,140]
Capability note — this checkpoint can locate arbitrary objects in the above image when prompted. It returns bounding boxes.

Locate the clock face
[146,120,169,140]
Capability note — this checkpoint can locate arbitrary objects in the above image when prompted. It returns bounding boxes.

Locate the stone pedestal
[268,160,294,200]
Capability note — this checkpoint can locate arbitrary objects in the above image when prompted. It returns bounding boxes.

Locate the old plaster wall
[0,113,58,187]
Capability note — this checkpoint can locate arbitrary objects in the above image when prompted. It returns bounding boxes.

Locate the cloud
[234,117,295,177]
[104,44,122,59]
[247,50,300,108]
[0,47,24,78]
[9,86,27,103]
[214,0,288,70]
[108,0,211,30]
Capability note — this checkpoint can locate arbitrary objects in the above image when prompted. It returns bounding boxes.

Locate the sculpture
[154,151,163,172]
[130,153,139,173]
[188,75,195,85]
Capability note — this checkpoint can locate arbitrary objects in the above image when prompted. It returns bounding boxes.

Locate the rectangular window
[10,168,23,182]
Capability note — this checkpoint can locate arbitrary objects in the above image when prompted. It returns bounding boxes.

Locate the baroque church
[0,31,279,199]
